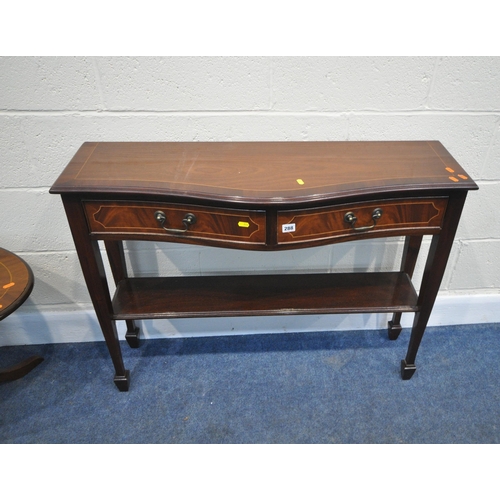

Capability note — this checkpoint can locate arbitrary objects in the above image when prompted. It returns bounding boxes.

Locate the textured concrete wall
[1,56,499,344]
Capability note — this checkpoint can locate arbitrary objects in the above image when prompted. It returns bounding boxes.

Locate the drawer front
[277,198,448,245]
[84,201,267,247]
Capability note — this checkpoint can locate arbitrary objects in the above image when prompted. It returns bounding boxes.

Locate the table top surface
[0,248,34,321]
[50,141,478,205]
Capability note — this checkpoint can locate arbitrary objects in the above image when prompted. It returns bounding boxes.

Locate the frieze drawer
[277,198,448,245]
[84,201,267,248]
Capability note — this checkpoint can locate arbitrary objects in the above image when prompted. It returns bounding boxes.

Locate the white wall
[1,56,499,345]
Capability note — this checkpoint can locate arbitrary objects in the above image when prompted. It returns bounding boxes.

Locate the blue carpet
[1,323,499,443]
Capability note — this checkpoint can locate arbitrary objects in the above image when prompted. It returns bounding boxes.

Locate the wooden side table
[0,248,43,382]
[50,141,478,391]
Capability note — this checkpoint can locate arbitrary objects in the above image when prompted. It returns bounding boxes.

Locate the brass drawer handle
[155,211,197,234]
[344,208,383,231]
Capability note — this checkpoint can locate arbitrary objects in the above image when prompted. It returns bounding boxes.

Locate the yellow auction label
[238,221,250,228]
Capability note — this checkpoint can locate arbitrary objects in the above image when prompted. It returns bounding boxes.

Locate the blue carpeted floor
[1,323,499,443]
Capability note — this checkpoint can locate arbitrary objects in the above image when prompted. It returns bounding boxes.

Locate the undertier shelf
[112,272,419,320]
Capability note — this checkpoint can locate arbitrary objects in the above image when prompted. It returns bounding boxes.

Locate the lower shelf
[112,272,419,320]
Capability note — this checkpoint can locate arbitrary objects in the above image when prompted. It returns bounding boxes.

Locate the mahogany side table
[50,141,478,391]
[0,248,43,382]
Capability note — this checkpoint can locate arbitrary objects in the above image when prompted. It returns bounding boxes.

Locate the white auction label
[282,223,296,233]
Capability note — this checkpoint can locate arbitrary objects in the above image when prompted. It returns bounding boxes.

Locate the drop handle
[155,210,197,234]
[344,208,383,231]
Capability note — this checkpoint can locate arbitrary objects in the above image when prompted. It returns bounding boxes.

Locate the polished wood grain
[0,248,43,382]
[83,196,448,250]
[50,141,478,204]
[0,248,33,320]
[112,272,418,319]
[277,197,447,246]
[84,200,267,248]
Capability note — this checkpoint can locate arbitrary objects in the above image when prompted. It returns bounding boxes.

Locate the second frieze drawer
[277,197,448,245]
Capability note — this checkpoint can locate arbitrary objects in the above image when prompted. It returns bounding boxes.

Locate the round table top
[0,248,34,321]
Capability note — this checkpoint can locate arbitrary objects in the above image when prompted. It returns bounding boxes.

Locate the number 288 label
[282,223,296,233]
